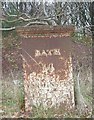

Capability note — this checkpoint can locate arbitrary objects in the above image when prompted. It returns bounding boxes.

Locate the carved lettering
[48,50,52,56]
[41,63,55,74]
[53,49,61,55]
[42,50,48,56]
[35,50,41,57]
[35,49,61,57]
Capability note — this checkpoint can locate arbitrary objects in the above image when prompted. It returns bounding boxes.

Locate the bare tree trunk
[90,2,94,38]
[54,2,62,25]
[19,2,23,13]
[89,2,94,117]
[0,1,3,117]
[74,68,86,115]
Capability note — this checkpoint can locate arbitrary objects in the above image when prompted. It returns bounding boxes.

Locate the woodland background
[1,1,94,118]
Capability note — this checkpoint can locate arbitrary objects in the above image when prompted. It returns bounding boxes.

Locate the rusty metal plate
[22,36,72,80]
[17,26,74,112]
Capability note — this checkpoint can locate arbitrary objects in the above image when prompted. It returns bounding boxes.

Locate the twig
[24,21,48,27]
[22,48,41,68]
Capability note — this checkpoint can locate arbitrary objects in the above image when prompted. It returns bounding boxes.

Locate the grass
[2,71,25,118]
[1,68,92,118]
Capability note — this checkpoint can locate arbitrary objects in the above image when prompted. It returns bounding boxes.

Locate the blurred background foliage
[1,1,93,118]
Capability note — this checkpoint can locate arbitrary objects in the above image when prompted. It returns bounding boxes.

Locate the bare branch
[2,12,65,24]
[2,12,18,17]
[3,11,31,18]
[24,21,48,27]
[0,27,15,31]
[2,16,40,23]
[9,2,20,14]
[20,13,31,19]
[2,7,18,17]
[2,7,30,19]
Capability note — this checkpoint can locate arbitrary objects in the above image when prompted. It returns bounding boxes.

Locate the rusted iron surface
[22,37,72,80]
[17,25,74,38]
[17,26,75,112]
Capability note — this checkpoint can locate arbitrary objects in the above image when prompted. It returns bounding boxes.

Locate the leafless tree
[1,2,91,32]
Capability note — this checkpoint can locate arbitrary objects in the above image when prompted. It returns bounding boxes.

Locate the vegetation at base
[2,72,25,118]
[1,1,93,118]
